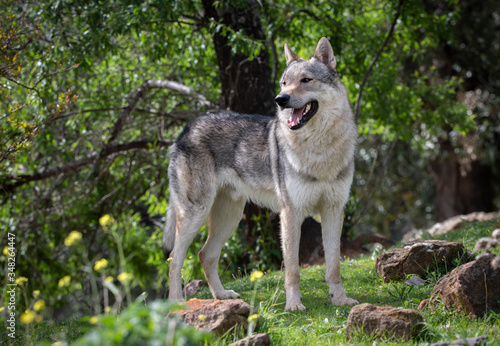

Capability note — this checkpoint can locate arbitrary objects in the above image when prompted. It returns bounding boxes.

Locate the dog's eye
[282,81,286,86]
[301,78,312,83]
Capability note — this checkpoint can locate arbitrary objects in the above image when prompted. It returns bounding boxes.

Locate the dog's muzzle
[275,94,318,130]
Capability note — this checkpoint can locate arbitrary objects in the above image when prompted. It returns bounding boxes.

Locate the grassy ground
[205,217,500,345]
[2,218,500,345]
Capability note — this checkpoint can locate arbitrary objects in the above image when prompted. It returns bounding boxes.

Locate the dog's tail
[163,202,176,259]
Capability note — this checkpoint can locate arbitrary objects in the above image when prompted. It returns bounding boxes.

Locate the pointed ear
[284,43,302,66]
[313,37,336,70]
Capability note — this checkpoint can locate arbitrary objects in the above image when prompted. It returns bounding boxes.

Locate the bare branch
[354,0,403,120]
[48,107,125,122]
[0,139,173,195]
[106,79,215,144]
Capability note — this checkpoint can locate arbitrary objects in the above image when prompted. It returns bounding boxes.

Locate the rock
[405,276,426,287]
[492,256,500,270]
[473,237,498,252]
[184,279,204,297]
[376,240,465,282]
[176,298,252,336]
[427,211,500,237]
[346,303,424,341]
[424,252,500,318]
[492,229,500,239]
[228,333,271,346]
[430,335,487,346]
[403,211,500,242]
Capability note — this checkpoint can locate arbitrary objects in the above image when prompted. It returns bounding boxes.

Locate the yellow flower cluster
[250,270,264,282]
[58,275,71,288]
[248,314,259,323]
[64,231,82,246]
[94,258,108,271]
[20,310,43,324]
[15,277,28,285]
[117,272,133,284]
[33,300,46,311]
[99,214,115,229]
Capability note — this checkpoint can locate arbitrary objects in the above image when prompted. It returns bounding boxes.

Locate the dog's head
[276,37,342,130]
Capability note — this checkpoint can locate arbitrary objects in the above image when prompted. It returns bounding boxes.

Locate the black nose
[275,94,290,107]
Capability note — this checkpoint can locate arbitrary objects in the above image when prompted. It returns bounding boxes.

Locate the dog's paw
[285,299,306,311]
[214,289,240,300]
[330,296,358,306]
[285,302,306,311]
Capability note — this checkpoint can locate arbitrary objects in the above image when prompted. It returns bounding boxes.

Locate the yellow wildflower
[89,316,99,324]
[3,246,9,255]
[104,306,111,313]
[105,276,114,283]
[198,314,207,321]
[94,258,108,271]
[99,215,114,228]
[15,277,28,285]
[58,275,71,288]
[34,300,46,311]
[117,272,133,284]
[33,290,40,298]
[20,310,35,324]
[248,314,259,323]
[250,270,264,282]
[64,231,82,246]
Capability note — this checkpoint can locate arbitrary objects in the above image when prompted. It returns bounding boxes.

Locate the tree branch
[106,79,215,144]
[354,0,403,120]
[0,139,173,195]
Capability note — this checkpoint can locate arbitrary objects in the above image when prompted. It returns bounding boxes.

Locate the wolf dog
[163,37,358,311]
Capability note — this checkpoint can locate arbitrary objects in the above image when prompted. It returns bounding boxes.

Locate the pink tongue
[287,105,306,127]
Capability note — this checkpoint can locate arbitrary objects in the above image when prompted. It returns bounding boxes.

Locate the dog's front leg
[280,208,306,311]
[321,206,358,306]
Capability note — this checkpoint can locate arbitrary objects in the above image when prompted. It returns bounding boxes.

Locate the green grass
[2,218,500,345]
[206,217,500,345]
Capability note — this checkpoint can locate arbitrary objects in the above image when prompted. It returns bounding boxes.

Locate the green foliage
[72,299,211,346]
[223,211,282,274]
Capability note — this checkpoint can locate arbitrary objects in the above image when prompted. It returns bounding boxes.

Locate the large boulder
[346,303,424,341]
[175,298,252,336]
[376,240,465,282]
[421,252,500,318]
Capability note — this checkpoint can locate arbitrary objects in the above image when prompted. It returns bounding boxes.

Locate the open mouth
[287,101,318,130]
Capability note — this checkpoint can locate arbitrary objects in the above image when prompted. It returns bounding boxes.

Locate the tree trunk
[430,140,495,221]
[202,0,275,115]
[202,0,284,267]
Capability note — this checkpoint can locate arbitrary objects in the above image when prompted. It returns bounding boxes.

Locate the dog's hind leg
[199,190,245,299]
[321,206,358,306]
[168,202,210,302]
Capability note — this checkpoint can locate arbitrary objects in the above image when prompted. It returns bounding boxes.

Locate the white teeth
[304,103,311,115]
